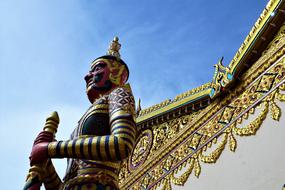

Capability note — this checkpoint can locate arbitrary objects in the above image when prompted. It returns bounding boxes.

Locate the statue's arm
[47,87,137,161]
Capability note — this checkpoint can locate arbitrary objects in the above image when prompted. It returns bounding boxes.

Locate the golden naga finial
[107,36,121,58]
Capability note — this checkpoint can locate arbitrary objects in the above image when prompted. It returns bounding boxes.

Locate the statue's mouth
[86,73,112,92]
[86,73,103,88]
[92,80,113,91]
[94,73,103,83]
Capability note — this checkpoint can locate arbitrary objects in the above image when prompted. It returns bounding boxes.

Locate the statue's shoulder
[108,84,135,116]
[109,84,134,98]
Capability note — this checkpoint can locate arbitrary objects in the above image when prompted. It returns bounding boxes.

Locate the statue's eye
[92,63,106,72]
[94,66,101,71]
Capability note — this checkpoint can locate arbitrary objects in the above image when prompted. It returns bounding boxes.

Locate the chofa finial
[107,36,121,58]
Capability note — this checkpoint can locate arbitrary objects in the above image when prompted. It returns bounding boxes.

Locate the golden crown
[107,36,121,58]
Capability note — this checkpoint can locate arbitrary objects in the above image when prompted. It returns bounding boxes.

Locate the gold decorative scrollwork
[157,82,284,190]
[200,133,228,164]
[120,20,285,190]
[118,160,128,185]
[232,102,269,136]
[129,129,153,170]
[151,113,199,154]
[134,63,283,190]
[159,80,284,190]
[171,158,194,186]
[228,130,237,152]
[161,177,172,190]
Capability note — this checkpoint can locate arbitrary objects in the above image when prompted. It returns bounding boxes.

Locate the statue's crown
[90,36,129,84]
[107,36,121,59]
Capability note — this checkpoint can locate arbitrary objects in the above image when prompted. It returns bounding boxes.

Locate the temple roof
[136,0,285,129]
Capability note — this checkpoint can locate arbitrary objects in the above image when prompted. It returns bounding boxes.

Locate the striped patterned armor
[43,86,136,190]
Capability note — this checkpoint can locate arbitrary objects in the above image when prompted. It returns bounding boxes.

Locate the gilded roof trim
[229,0,282,72]
[136,84,212,123]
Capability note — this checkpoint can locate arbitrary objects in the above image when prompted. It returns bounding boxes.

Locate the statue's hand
[29,131,54,165]
[33,131,54,145]
[29,142,49,165]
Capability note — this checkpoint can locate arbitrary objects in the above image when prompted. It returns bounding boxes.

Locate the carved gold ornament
[129,129,153,170]
[119,20,285,189]
[132,57,285,190]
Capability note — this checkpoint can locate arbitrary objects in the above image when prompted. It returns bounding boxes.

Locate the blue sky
[0,0,268,189]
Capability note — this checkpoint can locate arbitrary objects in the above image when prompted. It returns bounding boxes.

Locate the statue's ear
[120,67,129,85]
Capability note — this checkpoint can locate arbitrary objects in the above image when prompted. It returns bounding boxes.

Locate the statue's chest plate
[78,96,110,136]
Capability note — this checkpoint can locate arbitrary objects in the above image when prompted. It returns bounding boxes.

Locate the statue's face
[85,60,114,103]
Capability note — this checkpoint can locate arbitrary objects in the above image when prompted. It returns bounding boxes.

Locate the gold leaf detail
[194,159,201,178]
[243,112,249,119]
[249,107,255,114]
[270,101,281,121]
[276,90,285,102]
[200,133,228,163]
[171,159,194,186]
[212,137,217,144]
[237,117,242,124]
[233,102,269,136]
[279,83,285,91]
[161,178,172,190]
[229,133,237,152]
[207,141,212,148]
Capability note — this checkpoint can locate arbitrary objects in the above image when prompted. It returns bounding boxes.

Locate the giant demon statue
[26,37,137,190]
